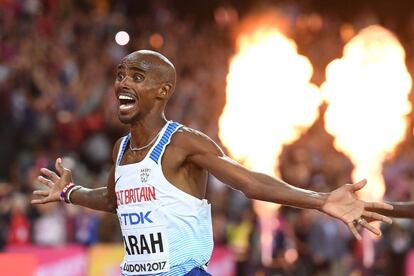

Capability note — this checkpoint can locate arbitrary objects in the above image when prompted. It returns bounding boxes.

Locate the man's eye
[133,74,143,81]
[117,73,125,81]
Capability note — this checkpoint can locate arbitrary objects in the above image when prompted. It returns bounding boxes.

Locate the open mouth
[118,94,137,111]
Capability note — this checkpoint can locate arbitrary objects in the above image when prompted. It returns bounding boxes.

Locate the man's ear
[157,83,172,99]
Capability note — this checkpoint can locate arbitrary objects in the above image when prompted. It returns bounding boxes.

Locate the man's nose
[121,81,132,91]
[121,84,129,90]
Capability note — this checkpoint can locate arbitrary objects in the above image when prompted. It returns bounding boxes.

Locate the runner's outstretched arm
[181,128,393,240]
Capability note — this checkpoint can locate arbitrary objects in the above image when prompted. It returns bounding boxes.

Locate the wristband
[67,185,82,204]
[60,183,75,203]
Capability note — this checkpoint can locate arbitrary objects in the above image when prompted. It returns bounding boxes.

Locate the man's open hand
[31,158,72,204]
[321,179,393,240]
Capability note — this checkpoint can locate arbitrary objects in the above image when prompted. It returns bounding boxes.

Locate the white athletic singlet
[115,121,214,276]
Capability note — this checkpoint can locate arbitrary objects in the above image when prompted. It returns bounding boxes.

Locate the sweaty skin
[33,50,394,240]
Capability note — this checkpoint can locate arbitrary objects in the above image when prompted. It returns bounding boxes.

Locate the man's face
[114,55,161,124]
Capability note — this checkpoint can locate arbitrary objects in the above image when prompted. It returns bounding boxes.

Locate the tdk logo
[121,211,153,225]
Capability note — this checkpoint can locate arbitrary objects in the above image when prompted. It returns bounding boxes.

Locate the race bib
[117,204,170,275]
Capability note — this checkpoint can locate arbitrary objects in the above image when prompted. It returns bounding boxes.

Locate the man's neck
[129,114,168,147]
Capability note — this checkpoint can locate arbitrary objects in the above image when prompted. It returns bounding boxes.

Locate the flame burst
[219,21,322,264]
[322,25,412,200]
[220,26,321,178]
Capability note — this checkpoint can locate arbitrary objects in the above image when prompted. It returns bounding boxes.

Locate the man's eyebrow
[128,66,147,72]
[117,63,148,72]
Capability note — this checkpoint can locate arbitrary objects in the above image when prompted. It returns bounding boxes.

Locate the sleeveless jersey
[115,121,214,275]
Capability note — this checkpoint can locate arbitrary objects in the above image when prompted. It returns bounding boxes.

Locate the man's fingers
[359,219,381,236]
[365,201,394,211]
[31,198,50,204]
[37,176,53,188]
[55,158,72,183]
[349,179,367,192]
[362,211,392,224]
[55,158,64,176]
[33,190,49,197]
[347,221,362,240]
[40,168,60,182]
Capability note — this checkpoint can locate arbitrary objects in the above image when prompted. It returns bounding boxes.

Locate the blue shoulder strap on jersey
[117,134,131,166]
[149,121,182,164]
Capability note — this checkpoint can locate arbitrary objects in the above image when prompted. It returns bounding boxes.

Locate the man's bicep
[105,165,117,212]
[105,138,122,212]
[178,127,255,192]
[189,152,254,192]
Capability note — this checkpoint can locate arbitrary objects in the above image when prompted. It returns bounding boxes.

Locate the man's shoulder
[173,126,211,146]
[112,136,126,162]
[113,136,127,150]
[171,125,222,156]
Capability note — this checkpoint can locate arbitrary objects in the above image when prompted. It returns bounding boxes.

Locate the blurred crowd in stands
[1,0,414,275]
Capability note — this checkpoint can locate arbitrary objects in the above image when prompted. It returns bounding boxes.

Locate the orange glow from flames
[322,25,412,200]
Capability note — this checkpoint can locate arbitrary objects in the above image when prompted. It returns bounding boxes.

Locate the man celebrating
[32,50,393,276]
